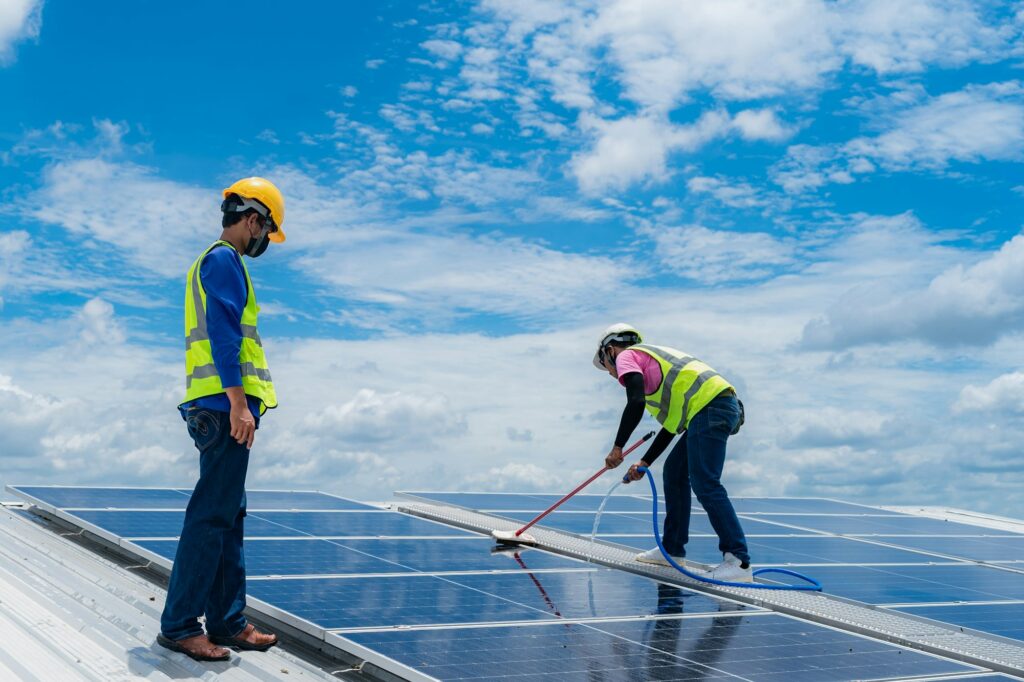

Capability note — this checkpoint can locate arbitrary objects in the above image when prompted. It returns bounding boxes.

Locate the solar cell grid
[442,568,754,622]
[782,564,1024,604]
[132,536,585,575]
[133,537,417,576]
[248,574,553,630]
[892,603,1024,643]
[344,614,974,681]
[403,490,654,513]
[503,510,816,537]
[61,508,477,539]
[249,568,757,631]
[13,486,192,509]
[11,485,370,511]
[743,513,1021,537]
[402,492,887,516]
[863,535,1024,563]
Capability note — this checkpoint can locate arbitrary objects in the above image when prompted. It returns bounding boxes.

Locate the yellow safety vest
[629,344,733,433]
[181,240,277,414]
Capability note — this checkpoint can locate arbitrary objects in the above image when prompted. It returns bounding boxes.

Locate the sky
[2,1,1024,517]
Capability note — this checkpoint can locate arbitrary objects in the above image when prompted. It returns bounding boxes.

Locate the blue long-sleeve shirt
[180,244,262,422]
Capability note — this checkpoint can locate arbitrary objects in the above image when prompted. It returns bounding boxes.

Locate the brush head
[491,528,538,546]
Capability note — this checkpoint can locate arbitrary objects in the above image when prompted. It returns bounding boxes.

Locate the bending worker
[158,178,285,661]
[596,323,752,582]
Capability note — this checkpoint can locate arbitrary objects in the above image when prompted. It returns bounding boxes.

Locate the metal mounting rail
[394,500,1024,678]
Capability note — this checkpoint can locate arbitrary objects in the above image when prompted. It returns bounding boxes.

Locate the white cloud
[954,372,1024,414]
[465,0,1020,196]
[642,223,797,284]
[295,231,635,321]
[463,462,548,492]
[301,389,468,442]
[732,108,794,142]
[0,0,42,65]
[340,85,358,97]
[837,0,1015,74]
[571,108,795,194]
[802,231,1024,349]
[256,128,280,144]
[774,82,1024,192]
[76,298,126,345]
[777,407,904,449]
[570,111,730,194]
[380,103,440,133]
[590,0,839,109]
[23,157,216,278]
[686,176,772,210]
[421,39,464,61]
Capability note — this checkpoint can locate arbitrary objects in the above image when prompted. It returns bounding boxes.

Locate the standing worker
[595,323,752,582]
[157,178,286,661]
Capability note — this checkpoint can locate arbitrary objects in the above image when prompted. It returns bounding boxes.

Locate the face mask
[244,222,271,258]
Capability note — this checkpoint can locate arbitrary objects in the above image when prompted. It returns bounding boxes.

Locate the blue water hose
[629,466,822,591]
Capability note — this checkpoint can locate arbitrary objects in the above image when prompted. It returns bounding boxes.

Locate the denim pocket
[707,402,740,435]
[186,408,222,450]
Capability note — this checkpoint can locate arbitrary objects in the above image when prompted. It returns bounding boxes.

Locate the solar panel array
[409,491,1024,647]
[7,485,1021,681]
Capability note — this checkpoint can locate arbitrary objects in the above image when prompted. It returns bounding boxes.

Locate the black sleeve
[614,372,646,447]
[640,427,676,465]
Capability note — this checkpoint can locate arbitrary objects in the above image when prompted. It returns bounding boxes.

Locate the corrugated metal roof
[0,503,367,682]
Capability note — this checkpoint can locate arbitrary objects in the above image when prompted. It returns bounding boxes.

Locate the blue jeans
[661,394,749,564]
[160,407,250,641]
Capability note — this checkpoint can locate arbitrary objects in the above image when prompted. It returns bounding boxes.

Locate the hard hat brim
[593,350,605,370]
[268,228,286,243]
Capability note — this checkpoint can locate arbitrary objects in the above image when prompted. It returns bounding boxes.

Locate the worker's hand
[625,461,649,481]
[230,403,256,449]
[604,445,624,469]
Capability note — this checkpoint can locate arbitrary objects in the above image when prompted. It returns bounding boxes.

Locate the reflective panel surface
[345,614,972,681]
[787,564,1024,603]
[893,603,1024,642]
[68,509,475,539]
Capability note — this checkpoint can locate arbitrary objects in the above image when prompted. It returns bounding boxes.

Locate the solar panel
[779,563,1024,603]
[400,490,1024,652]
[893,603,1024,643]
[344,614,972,681]
[743,512,1021,536]
[67,509,474,539]
[9,485,1018,680]
[502,510,815,537]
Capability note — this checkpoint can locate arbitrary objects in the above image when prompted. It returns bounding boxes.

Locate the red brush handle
[514,431,655,537]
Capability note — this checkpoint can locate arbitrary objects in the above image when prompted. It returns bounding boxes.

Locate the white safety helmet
[593,323,642,370]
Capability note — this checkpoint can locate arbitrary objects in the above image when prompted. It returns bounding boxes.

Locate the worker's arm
[624,427,675,481]
[604,372,645,468]
[202,248,255,448]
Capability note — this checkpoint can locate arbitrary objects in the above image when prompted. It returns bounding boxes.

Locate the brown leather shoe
[157,633,231,661]
[209,623,278,651]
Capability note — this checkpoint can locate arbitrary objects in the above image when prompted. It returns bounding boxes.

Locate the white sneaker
[635,546,686,567]
[709,552,753,582]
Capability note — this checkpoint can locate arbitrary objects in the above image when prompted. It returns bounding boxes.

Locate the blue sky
[2,1,1024,517]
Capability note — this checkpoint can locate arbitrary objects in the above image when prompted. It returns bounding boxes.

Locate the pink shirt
[615,349,663,394]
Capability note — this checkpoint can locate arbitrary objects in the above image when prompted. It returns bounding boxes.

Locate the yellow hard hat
[222,177,286,243]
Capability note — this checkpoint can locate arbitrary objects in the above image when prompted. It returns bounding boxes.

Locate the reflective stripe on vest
[630,344,733,433]
[181,241,277,413]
